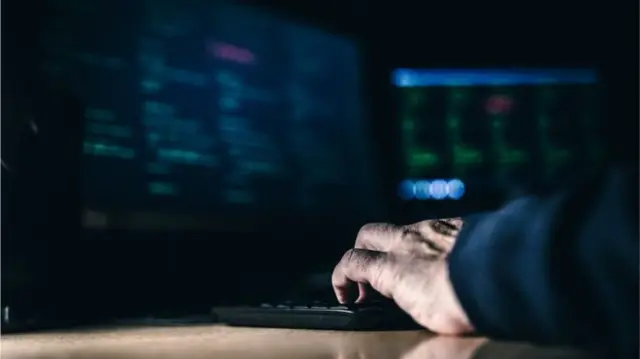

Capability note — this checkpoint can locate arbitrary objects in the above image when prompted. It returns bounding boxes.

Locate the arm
[448,166,638,355]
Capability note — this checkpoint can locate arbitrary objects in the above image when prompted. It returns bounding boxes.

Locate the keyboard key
[328,305,348,310]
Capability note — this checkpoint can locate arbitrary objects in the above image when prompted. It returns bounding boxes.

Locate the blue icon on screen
[399,178,467,200]
[414,180,431,200]
[398,180,416,200]
[429,179,449,200]
[447,179,465,200]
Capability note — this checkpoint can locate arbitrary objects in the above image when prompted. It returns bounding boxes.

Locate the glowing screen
[41,0,377,229]
[393,69,603,198]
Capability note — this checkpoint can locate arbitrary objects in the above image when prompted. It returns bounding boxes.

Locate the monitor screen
[40,1,378,230]
[392,68,603,201]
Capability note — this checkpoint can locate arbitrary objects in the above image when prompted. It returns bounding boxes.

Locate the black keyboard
[212,300,421,330]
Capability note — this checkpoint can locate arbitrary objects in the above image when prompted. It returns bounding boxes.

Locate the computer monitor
[392,68,603,202]
[40,1,379,231]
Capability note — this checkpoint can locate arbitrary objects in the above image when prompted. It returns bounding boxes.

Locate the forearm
[448,166,638,355]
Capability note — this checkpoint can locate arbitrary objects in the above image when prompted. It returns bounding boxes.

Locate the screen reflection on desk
[0,325,594,359]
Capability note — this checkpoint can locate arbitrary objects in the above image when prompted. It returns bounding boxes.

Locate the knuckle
[446,217,464,229]
[330,266,343,287]
[341,248,388,283]
[399,226,421,243]
[398,226,431,254]
[354,225,369,247]
[357,223,376,236]
[340,248,365,272]
[341,248,357,263]
[356,223,380,240]
[346,248,377,268]
[429,219,459,237]
[359,222,398,236]
[356,222,391,247]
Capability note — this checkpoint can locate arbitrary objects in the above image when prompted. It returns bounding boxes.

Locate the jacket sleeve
[448,166,638,357]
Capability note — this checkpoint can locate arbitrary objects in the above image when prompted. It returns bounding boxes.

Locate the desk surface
[2,325,592,359]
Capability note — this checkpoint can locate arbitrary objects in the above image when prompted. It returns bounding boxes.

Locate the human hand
[333,219,462,303]
[331,219,474,334]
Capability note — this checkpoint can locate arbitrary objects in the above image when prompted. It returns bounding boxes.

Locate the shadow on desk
[1,325,594,359]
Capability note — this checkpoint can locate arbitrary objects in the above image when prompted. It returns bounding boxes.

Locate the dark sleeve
[448,166,638,357]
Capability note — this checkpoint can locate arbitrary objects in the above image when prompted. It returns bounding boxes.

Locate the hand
[331,219,474,334]
[333,219,462,303]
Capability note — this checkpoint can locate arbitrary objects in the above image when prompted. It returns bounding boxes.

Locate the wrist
[438,260,475,334]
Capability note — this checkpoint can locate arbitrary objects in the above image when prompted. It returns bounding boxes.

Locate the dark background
[2,0,638,327]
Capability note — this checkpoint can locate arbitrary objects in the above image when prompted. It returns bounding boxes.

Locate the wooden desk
[1,325,592,359]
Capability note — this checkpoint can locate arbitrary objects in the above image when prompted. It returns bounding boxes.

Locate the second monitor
[393,68,603,201]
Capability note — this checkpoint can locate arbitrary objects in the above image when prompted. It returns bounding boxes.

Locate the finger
[332,248,382,303]
[408,218,462,236]
[433,218,463,236]
[354,282,384,304]
[356,282,369,303]
[445,217,464,230]
[409,218,463,254]
[355,223,404,251]
[353,223,402,301]
[332,248,397,302]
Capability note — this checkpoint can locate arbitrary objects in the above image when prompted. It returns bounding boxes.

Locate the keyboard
[212,300,421,330]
